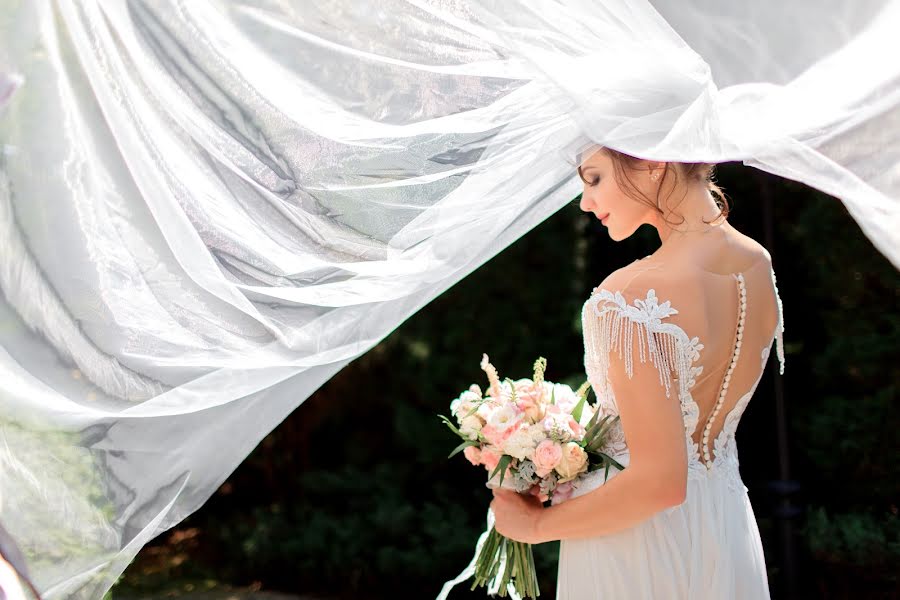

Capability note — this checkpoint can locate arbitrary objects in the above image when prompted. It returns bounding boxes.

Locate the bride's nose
[579,189,594,212]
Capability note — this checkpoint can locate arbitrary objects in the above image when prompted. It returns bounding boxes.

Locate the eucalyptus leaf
[438,414,467,441]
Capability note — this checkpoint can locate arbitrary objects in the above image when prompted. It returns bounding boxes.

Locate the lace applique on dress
[576,286,705,497]
[584,288,704,400]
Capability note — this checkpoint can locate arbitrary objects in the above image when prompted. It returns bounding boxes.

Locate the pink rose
[482,415,525,447]
[463,445,482,466]
[555,442,589,482]
[481,424,513,447]
[481,447,501,472]
[532,440,563,478]
[518,401,545,423]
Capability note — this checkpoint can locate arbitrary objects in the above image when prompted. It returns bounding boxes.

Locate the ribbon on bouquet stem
[436,506,523,600]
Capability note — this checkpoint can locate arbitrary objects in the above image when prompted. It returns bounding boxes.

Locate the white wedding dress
[556,250,785,599]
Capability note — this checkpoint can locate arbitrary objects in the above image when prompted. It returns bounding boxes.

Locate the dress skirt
[556,461,771,599]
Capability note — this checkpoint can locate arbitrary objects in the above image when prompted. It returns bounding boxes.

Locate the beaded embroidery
[700,273,746,468]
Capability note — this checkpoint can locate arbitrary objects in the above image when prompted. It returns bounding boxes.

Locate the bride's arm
[535,319,689,543]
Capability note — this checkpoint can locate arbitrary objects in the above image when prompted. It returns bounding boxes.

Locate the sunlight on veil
[0,1,897,597]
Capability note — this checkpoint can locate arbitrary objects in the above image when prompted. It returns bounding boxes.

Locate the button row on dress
[702,273,746,468]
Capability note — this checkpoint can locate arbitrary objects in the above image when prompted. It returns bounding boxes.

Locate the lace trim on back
[770,266,786,374]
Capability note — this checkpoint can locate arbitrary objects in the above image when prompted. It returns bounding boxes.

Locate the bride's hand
[490,488,545,545]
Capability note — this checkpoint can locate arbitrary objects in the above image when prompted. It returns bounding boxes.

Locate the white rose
[502,427,539,460]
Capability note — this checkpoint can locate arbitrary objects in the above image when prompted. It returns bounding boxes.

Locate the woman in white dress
[489,145,785,599]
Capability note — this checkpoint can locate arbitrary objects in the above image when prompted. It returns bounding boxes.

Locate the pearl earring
[650,171,659,181]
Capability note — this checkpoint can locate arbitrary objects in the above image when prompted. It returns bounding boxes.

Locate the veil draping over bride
[0,1,897,597]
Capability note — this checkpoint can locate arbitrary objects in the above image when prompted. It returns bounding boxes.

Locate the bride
[489,145,785,599]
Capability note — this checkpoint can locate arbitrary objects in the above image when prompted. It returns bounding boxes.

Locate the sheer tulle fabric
[0,1,896,597]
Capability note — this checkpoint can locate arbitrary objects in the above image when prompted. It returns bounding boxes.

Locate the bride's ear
[648,161,666,181]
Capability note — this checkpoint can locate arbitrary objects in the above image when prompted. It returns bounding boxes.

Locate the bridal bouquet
[439,354,626,599]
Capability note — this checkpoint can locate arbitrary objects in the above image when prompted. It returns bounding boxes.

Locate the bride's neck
[652,184,726,252]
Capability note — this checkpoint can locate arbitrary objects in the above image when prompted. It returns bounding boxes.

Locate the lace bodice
[578,259,786,497]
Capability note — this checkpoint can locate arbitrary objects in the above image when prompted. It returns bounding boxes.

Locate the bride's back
[591,225,784,465]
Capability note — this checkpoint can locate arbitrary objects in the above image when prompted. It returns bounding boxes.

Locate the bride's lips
[599,212,610,224]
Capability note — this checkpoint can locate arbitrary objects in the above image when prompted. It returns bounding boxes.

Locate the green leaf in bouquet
[582,413,610,448]
[584,414,621,450]
[589,450,626,472]
[490,454,513,489]
[550,386,556,406]
[571,389,587,422]
[583,404,605,432]
[438,414,468,441]
[589,415,622,450]
[448,439,480,459]
[463,400,485,420]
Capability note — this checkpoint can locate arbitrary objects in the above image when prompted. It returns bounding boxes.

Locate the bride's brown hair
[582,148,730,227]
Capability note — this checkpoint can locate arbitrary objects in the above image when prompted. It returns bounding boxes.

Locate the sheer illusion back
[581,244,786,485]
[557,248,785,598]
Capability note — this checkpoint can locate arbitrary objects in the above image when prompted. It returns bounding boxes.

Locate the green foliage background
[116,165,899,600]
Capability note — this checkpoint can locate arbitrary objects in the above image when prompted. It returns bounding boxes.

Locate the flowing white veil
[0,1,897,597]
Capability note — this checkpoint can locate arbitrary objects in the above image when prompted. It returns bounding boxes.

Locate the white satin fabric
[0,1,896,597]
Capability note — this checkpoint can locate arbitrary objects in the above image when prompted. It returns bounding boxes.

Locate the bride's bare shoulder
[591,260,677,301]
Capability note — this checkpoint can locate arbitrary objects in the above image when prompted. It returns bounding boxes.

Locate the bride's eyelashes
[577,166,601,187]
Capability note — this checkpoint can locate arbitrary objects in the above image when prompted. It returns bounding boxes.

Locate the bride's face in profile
[577,149,658,241]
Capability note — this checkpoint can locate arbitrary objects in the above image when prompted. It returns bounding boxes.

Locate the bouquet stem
[470,526,540,598]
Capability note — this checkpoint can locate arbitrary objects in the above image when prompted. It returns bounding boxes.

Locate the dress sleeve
[583,285,705,401]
